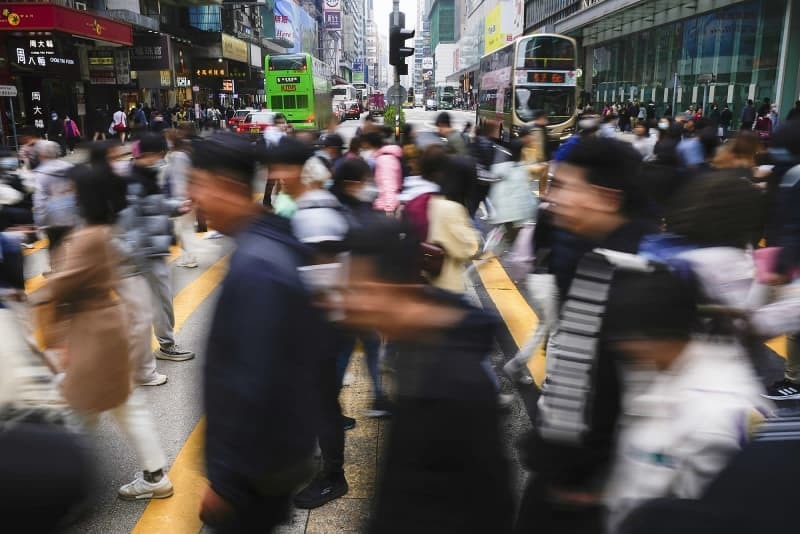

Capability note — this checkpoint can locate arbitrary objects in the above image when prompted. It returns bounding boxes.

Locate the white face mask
[360,149,375,160]
[111,160,130,176]
[658,122,670,130]
[355,184,379,203]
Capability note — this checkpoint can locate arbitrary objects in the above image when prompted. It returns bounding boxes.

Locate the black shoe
[342,415,356,430]
[365,398,393,418]
[763,378,800,400]
[156,344,195,362]
[293,472,348,509]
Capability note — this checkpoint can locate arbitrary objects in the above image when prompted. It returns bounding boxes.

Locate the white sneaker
[139,373,168,387]
[118,472,173,501]
[342,372,355,386]
[203,230,223,240]
[176,258,199,268]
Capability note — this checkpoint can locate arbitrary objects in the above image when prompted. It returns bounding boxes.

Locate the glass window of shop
[591,0,785,122]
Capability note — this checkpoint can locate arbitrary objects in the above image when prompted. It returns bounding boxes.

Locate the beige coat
[35,225,130,413]
[426,196,480,293]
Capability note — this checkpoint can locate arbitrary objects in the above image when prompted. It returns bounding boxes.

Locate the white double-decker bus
[477,33,579,142]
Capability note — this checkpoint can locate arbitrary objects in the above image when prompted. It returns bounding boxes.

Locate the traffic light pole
[392,0,401,141]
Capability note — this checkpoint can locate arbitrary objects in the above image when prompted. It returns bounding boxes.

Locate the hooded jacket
[372,144,404,213]
[204,212,323,507]
[31,158,75,229]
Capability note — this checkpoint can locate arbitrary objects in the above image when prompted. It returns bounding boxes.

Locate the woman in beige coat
[422,146,480,293]
[33,165,173,501]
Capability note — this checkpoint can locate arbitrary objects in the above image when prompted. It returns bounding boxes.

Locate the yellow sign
[222,33,248,63]
[484,5,504,54]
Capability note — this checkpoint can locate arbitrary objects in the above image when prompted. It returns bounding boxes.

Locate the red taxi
[228,108,255,130]
[236,111,276,137]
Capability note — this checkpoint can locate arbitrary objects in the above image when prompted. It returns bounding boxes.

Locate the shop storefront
[0,3,132,134]
[555,0,797,122]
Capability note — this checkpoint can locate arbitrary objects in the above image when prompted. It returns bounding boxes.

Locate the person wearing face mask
[631,123,655,160]
[127,133,195,363]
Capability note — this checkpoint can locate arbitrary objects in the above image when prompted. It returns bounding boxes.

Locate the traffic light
[390,22,415,76]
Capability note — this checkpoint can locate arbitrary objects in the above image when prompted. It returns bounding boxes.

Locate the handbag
[419,241,445,277]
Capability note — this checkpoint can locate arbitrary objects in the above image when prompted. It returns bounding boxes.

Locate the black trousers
[316,354,345,475]
[203,493,291,534]
[370,397,513,534]
[514,474,604,534]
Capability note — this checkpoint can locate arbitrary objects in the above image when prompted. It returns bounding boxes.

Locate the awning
[445,63,479,84]
[0,3,133,46]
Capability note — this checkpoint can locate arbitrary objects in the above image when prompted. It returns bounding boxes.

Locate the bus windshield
[517,36,575,70]
[332,88,348,96]
[515,86,575,124]
[269,54,307,71]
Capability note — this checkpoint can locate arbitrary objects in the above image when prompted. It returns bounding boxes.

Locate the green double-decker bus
[265,53,333,131]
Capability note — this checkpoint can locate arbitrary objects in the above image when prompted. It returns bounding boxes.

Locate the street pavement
[23,114,791,532]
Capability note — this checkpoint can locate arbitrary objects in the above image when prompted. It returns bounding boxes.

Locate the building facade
[555,0,800,121]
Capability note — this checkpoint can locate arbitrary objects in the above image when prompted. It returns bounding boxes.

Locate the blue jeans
[335,330,383,399]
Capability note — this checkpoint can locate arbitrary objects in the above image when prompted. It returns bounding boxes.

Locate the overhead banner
[484,5,504,53]
[0,3,132,45]
[222,33,248,63]
[274,0,318,54]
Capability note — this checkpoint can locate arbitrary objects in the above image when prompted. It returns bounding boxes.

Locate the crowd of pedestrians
[1,99,800,534]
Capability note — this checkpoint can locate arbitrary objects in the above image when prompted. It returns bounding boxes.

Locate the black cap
[320,133,344,149]
[435,112,451,127]
[267,136,314,166]
[191,132,257,184]
[138,133,168,154]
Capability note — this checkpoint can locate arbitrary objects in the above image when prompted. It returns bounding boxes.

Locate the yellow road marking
[24,274,46,294]
[22,238,48,256]
[136,256,228,531]
[474,258,546,386]
[767,336,787,359]
[132,420,207,534]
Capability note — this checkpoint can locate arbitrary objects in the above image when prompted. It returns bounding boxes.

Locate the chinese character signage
[88,49,116,85]
[222,79,234,92]
[0,3,132,46]
[9,37,78,78]
[131,33,171,71]
[324,11,341,30]
[222,34,248,64]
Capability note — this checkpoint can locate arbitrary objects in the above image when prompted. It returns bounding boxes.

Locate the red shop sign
[0,3,132,46]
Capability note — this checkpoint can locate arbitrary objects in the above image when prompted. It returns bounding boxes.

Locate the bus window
[297,95,309,108]
[269,54,307,71]
[284,95,296,109]
[514,87,575,124]
[503,87,512,114]
[478,89,498,112]
[518,36,575,70]
[271,96,282,109]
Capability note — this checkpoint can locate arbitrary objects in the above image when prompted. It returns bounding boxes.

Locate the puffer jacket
[32,159,75,229]
[373,144,404,213]
[117,164,182,269]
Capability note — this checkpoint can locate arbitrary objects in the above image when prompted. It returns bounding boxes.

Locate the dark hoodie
[204,212,324,509]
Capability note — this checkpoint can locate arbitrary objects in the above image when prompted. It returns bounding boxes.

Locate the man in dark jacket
[516,137,657,534]
[741,99,756,130]
[191,133,323,532]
